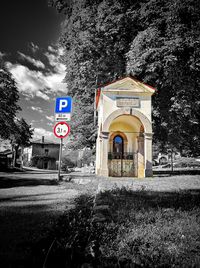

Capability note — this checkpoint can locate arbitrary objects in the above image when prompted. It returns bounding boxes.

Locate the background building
[23,136,60,170]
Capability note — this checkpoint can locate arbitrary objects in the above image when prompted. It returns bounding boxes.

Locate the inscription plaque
[116,97,140,107]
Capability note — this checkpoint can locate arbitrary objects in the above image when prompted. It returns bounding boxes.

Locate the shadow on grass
[27,188,200,268]
[0,206,62,268]
[1,188,200,267]
[0,167,24,172]
[0,177,58,188]
[0,191,64,203]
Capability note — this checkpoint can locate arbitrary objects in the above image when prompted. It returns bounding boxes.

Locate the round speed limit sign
[53,121,70,138]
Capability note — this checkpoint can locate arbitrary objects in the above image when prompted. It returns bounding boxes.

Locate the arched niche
[109,131,128,153]
[102,108,152,134]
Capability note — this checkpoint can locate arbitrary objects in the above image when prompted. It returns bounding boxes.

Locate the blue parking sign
[55,97,72,113]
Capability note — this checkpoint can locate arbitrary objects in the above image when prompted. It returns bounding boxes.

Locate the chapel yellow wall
[96,77,153,178]
[102,93,152,125]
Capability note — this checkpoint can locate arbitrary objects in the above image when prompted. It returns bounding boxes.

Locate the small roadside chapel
[95,76,155,178]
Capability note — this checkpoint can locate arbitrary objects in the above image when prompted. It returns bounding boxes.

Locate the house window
[45,149,49,156]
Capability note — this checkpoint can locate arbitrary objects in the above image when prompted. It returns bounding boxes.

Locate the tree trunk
[13,145,19,167]
[11,145,15,167]
[171,147,174,173]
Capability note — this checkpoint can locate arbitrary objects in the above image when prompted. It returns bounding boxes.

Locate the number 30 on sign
[53,122,70,138]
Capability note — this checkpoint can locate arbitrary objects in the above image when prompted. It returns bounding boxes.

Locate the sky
[0,0,67,142]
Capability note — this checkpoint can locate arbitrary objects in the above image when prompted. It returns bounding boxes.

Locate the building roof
[103,76,156,91]
[96,76,156,109]
[0,149,12,156]
[31,138,60,145]
[100,76,156,90]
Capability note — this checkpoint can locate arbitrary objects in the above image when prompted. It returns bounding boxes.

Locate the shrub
[61,156,76,171]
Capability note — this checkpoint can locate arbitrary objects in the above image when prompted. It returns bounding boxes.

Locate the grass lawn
[31,180,200,268]
[96,188,200,267]
[0,209,61,267]
[0,175,200,267]
[172,157,200,168]
[0,177,99,268]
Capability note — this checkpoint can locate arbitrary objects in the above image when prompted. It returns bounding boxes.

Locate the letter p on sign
[59,99,68,111]
[55,97,72,113]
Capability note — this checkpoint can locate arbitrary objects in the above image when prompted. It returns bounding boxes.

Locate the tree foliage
[126,0,200,155]
[0,60,33,165]
[10,118,33,167]
[50,0,135,149]
[0,61,21,139]
[51,0,200,156]
[11,118,33,148]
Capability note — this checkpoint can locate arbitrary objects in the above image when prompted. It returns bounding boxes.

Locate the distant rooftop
[32,136,59,145]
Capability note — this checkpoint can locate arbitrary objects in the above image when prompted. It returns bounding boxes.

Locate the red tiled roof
[98,75,156,90]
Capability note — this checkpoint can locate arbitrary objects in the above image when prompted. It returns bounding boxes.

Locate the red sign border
[53,121,70,139]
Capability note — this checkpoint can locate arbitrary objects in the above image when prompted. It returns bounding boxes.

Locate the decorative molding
[144,133,153,140]
[100,131,109,139]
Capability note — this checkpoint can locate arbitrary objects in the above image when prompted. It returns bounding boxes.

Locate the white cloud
[6,63,50,100]
[18,52,45,69]
[36,90,50,101]
[33,127,54,140]
[29,42,39,53]
[30,119,36,124]
[5,46,67,101]
[31,106,43,113]
[0,51,6,58]
[48,45,57,53]
[46,115,54,122]
[45,47,66,73]
[6,63,67,100]
[48,46,64,56]
[43,71,67,92]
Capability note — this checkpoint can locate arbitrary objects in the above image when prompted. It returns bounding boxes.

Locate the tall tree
[10,118,33,167]
[0,60,21,139]
[51,0,200,156]
[50,0,134,149]
[0,60,34,165]
[126,0,200,156]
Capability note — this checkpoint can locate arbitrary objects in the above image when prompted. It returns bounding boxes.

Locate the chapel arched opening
[107,115,144,177]
[95,76,155,178]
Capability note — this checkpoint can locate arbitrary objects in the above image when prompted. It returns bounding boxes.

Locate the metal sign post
[58,138,63,181]
[53,122,70,181]
[54,97,72,180]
